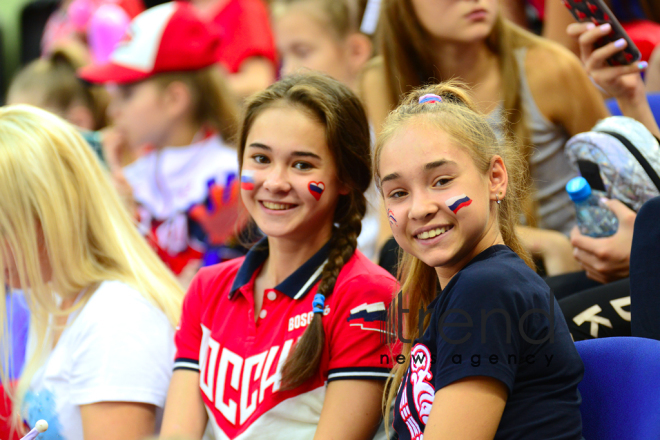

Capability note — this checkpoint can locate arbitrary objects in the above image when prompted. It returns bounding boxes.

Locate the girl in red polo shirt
[161,73,397,440]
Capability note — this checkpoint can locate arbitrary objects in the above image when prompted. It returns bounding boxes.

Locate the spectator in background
[189,0,278,99]
[79,2,242,286]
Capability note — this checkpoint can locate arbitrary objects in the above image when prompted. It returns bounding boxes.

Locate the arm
[422,377,507,440]
[542,0,580,56]
[160,370,208,439]
[570,199,635,284]
[314,380,385,440]
[567,22,660,139]
[526,42,609,137]
[227,57,276,101]
[516,225,582,275]
[645,45,660,93]
[81,402,157,440]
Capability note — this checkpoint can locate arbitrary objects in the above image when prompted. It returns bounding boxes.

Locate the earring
[496,193,502,204]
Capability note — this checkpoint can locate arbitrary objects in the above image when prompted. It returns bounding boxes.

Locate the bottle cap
[566,176,592,202]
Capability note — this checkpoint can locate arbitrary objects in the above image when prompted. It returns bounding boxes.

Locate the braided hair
[237,73,372,389]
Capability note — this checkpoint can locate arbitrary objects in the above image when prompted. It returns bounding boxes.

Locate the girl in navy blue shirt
[375,81,584,439]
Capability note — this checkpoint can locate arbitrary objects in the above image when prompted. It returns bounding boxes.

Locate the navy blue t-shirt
[393,245,584,439]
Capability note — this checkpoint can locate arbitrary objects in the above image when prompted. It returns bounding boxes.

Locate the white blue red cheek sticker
[388,209,397,226]
[241,170,255,190]
[446,194,472,214]
[308,181,325,201]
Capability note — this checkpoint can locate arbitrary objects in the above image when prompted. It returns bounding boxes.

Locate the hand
[570,198,636,284]
[188,179,247,245]
[567,22,647,101]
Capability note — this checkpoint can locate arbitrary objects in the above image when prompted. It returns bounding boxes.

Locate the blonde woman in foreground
[0,105,184,440]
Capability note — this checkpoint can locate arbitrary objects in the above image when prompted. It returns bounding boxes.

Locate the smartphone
[562,0,642,66]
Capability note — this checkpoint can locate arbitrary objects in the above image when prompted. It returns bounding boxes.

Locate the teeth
[417,227,447,240]
[263,201,292,210]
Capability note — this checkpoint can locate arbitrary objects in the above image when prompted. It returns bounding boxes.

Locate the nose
[280,57,298,78]
[409,190,439,221]
[107,95,121,121]
[262,165,292,193]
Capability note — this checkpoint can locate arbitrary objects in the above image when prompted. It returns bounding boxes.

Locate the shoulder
[333,250,398,300]
[524,40,587,91]
[446,247,549,309]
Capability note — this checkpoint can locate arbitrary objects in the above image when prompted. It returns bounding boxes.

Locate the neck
[432,40,498,85]
[435,214,504,288]
[158,119,202,149]
[261,226,334,287]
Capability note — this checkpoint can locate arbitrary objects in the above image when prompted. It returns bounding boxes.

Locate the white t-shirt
[23,280,176,440]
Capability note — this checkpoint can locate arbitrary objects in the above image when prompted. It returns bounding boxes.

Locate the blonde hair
[150,65,240,144]
[373,3,553,224]
[0,105,184,428]
[373,80,533,432]
[272,0,369,40]
[7,46,109,130]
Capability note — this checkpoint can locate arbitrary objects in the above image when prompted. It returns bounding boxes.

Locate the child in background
[376,81,583,439]
[79,2,241,282]
[273,0,382,260]
[0,105,184,440]
[363,0,610,275]
[189,0,278,99]
[7,46,110,164]
[160,73,396,440]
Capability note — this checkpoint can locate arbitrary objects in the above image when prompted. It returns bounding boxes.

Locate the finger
[569,228,600,253]
[577,23,613,63]
[584,268,608,284]
[585,37,628,71]
[566,22,596,39]
[573,246,600,270]
[188,204,207,222]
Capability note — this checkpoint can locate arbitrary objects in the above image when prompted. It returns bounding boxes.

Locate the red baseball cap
[79,1,220,84]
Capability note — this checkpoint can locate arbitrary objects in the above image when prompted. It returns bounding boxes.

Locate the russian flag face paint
[446,194,472,214]
[241,170,255,191]
[388,209,397,226]
[308,181,325,201]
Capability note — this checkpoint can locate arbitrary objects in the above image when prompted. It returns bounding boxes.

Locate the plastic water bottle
[566,177,619,237]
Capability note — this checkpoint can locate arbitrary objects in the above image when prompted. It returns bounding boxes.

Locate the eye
[293,161,313,171]
[253,154,270,164]
[433,177,452,187]
[388,190,408,199]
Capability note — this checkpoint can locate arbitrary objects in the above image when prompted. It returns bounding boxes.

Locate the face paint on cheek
[308,181,325,201]
[241,170,255,191]
[446,194,472,214]
[388,209,397,226]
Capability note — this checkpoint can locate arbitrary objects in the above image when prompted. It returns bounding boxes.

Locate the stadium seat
[575,337,660,440]
[606,93,660,124]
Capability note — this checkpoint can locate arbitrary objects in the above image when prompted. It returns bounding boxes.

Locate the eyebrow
[380,159,457,184]
[248,143,322,160]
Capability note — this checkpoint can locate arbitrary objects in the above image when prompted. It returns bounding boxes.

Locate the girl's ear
[345,33,373,77]
[338,181,351,196]
[163,81,193,120]
[488,155,508,201]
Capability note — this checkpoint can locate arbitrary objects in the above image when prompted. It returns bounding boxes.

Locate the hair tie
[419,94,443,105]
[313,293,325,314]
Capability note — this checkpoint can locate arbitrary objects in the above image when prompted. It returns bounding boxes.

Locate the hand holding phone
[562,0,641,66]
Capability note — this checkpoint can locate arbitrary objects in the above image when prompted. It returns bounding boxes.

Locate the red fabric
[622,20,660,62]
[175,250,397,437]
[0,383,20,440]
[207,0,277,74]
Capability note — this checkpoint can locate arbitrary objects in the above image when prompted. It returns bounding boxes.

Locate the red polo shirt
[174,238,398,439]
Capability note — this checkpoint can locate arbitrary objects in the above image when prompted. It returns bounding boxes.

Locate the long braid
[280,204,365,389]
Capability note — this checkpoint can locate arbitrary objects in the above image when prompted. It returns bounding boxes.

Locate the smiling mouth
[415,225,453,240]
[261,201,296,210]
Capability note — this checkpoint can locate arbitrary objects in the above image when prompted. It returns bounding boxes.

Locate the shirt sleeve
[68,284,175,407]
[325,274,398,382]
[431,274,541,394]
[173,272,205,372]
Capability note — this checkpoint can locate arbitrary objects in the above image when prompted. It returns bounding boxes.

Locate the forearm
[615,87,660,139]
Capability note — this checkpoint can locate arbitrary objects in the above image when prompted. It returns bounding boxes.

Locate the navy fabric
[392,245,584,440]
[575,337,660,439]
[630,196,660,340]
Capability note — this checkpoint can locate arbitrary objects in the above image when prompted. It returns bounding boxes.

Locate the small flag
[446,194,472,214]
